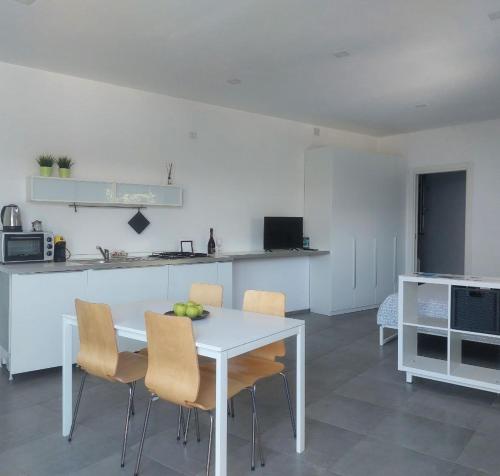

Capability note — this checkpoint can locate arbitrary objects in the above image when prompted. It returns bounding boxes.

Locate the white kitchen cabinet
[115,183,182,206]
[86,266,169,304]
[28,176,182,207]
[305,146,404,315]
[29,176,114,204]
[232,257,310,312]
[87,266,169,352]
[168,263,218,303]
[9,271,87,375]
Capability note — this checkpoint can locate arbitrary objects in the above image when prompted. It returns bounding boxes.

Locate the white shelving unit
[399,273,500,393]
[28,176,183,207]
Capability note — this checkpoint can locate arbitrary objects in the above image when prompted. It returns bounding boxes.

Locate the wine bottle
[207,228,216,255]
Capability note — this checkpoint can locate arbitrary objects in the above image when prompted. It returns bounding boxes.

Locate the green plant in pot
[57,156,73,178]
[36,155,55,177]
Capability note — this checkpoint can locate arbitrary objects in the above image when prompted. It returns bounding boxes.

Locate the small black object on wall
[128,210,150,234]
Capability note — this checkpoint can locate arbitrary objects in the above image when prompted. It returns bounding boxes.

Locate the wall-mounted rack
[69,203,147,213]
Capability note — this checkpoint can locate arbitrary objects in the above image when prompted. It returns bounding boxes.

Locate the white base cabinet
[232,257,310,312]
[168,262,233,308]
[9,272,87,375]
[305,146,405,316]
[0,261,236,376]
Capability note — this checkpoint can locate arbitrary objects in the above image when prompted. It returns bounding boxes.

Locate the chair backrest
[74,299,119,380]
[144,311,200,405]
[189,283,223,307]
[243,290,286,360]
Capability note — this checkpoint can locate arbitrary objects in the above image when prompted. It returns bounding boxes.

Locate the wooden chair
[228,290,296,438]
[69,299,148,468]
[189,283,223,307]
[140,283,224,438]
[134,311,265,476]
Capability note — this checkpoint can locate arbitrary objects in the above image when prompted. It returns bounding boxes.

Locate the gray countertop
[0,249,328,275]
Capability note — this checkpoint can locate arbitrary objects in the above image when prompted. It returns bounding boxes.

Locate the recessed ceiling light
[333,50,350,58]
[415,103,428,108]
[226,78,242,85]
[488,10,500,21]
[12,0,37,4]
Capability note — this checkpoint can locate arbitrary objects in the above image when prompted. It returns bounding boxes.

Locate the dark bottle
[207,228,216,255]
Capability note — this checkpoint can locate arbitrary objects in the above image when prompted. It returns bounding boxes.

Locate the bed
[377,284,448,345]
[378,283,500,346]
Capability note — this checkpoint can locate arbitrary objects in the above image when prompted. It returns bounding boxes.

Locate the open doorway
[416,170,466,274]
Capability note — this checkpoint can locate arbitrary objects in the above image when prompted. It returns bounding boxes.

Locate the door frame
[407,163,472,275]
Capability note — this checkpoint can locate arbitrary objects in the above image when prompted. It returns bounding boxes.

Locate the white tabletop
[65,299,304,353]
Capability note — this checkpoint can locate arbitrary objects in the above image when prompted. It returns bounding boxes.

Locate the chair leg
[206,411,214,476]
[176,406,185,440]
[194,408,201,442]
[134,394,154,476]
[68,371,87,442]
[120,382,135,467]
[280,372,296,439]
[250,386,265,469]
[183,408,192,445]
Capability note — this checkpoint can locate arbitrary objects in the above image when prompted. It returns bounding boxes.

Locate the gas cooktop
[149,251,208,260]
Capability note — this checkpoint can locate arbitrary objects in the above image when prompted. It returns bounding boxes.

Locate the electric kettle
[1,204,22,232]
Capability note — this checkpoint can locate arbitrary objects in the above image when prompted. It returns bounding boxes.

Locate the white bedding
[377,284,448,328]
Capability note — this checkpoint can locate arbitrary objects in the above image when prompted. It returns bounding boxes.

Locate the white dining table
[61,300,305,476]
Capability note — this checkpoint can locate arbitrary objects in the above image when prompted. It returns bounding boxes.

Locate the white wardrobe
[305,146,405,316]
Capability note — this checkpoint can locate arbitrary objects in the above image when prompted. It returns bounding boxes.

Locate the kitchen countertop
[0,249,328,275]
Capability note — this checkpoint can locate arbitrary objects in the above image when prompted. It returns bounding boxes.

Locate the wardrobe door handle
[352,238,356,289]
[393,235,398,289]
[373,238,378,287]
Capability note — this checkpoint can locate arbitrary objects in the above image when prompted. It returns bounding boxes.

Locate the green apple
[173,303,187,316]
[186,305,199,318]
[196,304,203,316]
[187,300,198,306]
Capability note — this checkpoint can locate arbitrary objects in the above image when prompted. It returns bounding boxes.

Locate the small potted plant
[36,154,55,177]
[57,156,73,178]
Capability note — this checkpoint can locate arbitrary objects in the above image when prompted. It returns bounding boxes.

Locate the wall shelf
[28,176,183,208]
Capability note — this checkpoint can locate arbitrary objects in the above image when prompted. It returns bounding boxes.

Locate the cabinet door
[168,263,218,303]
[31,177,77,202]
[376,235,398,304]
[86,266,169,305]
[74,180,114,204]
[115,183,182,206]
[10,271,87,374]
[331,235,355,312]
[217,262,233,308]
[354,237,377,308]
[87,266,169,352]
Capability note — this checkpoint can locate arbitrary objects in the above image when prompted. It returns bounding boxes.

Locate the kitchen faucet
[96,246,110,262]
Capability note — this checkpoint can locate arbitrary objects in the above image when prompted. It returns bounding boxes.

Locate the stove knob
[46,251,52,256]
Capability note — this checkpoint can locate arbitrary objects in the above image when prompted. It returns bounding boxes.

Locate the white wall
[379,119,500,278]
[0,61,378,256]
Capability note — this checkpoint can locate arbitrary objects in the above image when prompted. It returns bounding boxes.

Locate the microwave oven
[0,232,54,263]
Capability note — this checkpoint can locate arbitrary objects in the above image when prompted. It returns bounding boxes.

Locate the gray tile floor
[1,309,499,475]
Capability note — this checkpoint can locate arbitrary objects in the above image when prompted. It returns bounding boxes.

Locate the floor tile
[371,411,474,461]
[306,393,391,435]
[333,437,485,476]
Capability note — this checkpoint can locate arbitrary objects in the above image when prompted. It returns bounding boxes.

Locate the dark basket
[451,286,500,335]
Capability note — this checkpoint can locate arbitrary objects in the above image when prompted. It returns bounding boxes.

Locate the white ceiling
[1,0,500,136]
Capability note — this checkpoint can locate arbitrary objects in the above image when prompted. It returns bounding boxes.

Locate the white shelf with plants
[28,176,182,208]
[399,274,500,392]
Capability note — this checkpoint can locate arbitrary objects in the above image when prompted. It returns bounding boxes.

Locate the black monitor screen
[264,217,303,250]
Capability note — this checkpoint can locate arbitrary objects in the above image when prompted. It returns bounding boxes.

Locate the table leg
[215,351,228,476]
[296,325,305,453]
[62,318,73,436]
